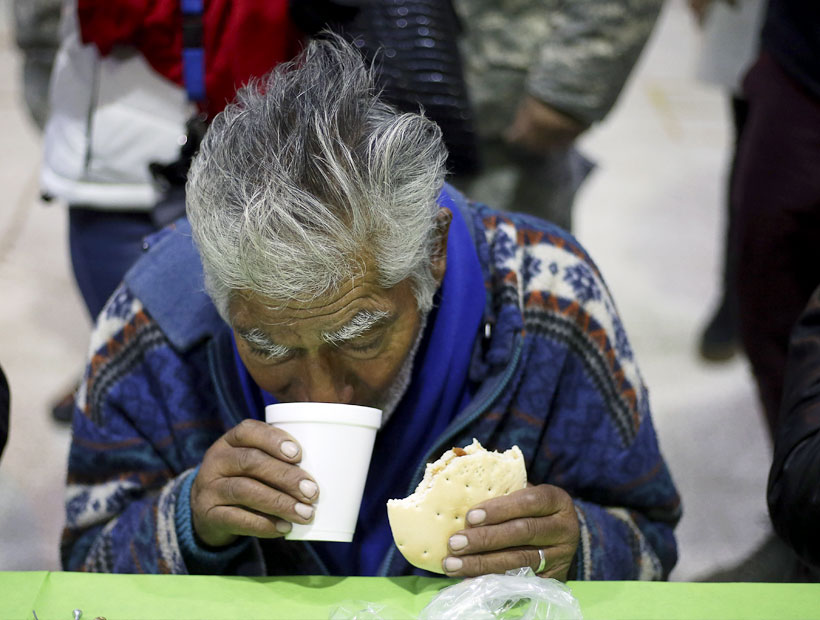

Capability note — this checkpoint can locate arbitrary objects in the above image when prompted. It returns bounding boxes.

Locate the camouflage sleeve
[526,0,664,125]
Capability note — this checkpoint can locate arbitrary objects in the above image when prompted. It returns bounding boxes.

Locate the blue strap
[181,0,206,102]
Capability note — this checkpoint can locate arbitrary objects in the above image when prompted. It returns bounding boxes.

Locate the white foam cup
[265,402,382,542]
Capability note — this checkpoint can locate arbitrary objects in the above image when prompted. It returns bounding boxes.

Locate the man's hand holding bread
[388,439,580,580]
[442,482,579,580]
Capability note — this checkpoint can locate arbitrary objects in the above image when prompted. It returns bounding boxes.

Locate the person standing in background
[288,0,482,178]
[696,0,820,584]
[38,0,303,421]
[40,1,193,323]
[37,0,193,421]
[449,0,664,232]
[12,0,61,130]
[687,0,766,362]
[41,0,302,322]
[732,0,820,439]
[13,0,95,423]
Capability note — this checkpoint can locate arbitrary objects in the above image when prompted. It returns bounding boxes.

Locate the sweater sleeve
[526,0,663,125]
[492,212,681,580]
[62,285,238,574]
[538,345,680,580]
[561,266,678,579]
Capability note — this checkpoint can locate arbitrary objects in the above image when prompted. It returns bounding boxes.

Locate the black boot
[50,383,77,424]
[700,96,748,363]
[699,296,739,362]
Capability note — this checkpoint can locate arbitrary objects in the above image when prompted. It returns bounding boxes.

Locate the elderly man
[63,37,680,579]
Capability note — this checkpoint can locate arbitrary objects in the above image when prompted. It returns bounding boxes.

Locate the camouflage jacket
[453,0,664,136]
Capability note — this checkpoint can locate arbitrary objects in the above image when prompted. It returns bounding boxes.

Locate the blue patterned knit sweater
[63,185,681,578]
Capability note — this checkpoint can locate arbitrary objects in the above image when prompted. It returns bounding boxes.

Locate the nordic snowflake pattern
[87,285,144,359]
[563,263,602,304]
[485,217,645,414]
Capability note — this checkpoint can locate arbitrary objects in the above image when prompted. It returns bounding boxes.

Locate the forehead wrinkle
[322,309,391,345]
[260,271,382,321]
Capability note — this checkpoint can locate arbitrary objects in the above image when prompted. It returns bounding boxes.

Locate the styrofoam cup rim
[265,402,382,429]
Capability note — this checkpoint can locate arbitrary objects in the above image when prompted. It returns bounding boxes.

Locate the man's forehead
[230,279,397,329]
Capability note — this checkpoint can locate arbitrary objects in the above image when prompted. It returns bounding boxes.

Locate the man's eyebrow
[237,327,292,357]
[322,310,393,345]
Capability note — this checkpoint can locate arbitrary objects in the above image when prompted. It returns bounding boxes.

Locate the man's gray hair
[186,35,448,321]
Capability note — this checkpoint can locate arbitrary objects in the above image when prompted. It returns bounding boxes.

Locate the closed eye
[249,345,273,357]
[248,345,292,362]
[237,328,293,362]
[345,339,381,352]
[339,334,385,355]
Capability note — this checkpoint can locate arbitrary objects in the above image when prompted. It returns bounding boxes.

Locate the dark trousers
[713,96,750,325]
[69,207,157,321]
[732,52,820,436]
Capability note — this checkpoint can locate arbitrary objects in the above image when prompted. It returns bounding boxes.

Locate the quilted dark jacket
[768,284,820,572]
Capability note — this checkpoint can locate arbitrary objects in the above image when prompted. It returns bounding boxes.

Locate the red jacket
[77,0,303,118]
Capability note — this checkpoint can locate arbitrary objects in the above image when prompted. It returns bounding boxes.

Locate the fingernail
[449,534,468,551]
[275,520,292,534]
[299,479,318,499]
[443,557,463,573]
[466,509,486,525]
[281,441,299,458]
[295,502,314,520]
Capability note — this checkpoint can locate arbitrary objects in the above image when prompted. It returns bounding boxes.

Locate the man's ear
[431,208,452,286]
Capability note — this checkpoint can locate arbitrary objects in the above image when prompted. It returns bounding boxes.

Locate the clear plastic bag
[418,568,583,620]
[328,600,415,620]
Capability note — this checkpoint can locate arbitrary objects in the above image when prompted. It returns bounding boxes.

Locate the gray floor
[0,1,776,580]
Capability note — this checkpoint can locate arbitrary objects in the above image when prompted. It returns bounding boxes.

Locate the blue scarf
[232,190,486,575]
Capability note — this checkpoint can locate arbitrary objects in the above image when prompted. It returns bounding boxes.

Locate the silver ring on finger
[535,548,546,573]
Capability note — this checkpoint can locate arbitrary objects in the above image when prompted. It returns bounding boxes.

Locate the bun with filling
[386,438,527,573]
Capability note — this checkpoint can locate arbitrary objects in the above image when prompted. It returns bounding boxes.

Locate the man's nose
[296,353,354,404]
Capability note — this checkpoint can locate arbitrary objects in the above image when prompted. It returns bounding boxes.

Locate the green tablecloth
[2,571,819,620]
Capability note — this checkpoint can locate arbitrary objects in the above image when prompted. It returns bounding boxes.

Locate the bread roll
[387,439,527,573]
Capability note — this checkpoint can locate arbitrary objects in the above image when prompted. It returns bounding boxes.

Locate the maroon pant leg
[732,52,820,437]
